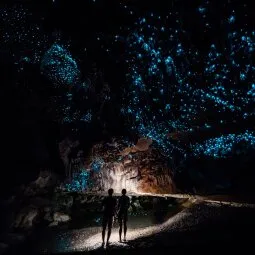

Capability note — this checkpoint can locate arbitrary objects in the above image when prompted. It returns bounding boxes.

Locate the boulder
[53,212,71,223]
[132,200,143,210]
[119,138,152,156]
[43,206,51,213]
[21,208,39,228]
[48,221,58,227]
[134,138,153,152]
[34,170,57,189]
[13,207,40,229]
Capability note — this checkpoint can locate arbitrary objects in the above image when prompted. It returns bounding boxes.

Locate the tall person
[117,189,130,242]
[102,188,116,246]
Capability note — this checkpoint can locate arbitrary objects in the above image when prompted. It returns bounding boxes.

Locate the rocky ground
[3,199,255,255]
[0,170,185,255]
[1,167,255,255]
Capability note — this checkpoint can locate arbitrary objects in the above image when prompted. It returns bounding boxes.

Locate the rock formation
[58,138,81,178]
[87,138,176,194]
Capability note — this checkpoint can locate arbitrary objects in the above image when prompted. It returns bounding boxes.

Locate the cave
[1,0,255,254]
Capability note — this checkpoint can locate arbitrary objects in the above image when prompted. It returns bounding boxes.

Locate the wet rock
[133,200,143,210]
[48,221,58,227]
[53,212,71,223]
[34,170,57,189]
[43,206,51,213]
[22,208,40,228]
[129,197,143,213]
[13,207,40,229]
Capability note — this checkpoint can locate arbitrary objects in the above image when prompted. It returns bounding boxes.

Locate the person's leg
[102,218,107,244]
[118,217,123,242]
[123,214,127,241]
[106,216,113,244]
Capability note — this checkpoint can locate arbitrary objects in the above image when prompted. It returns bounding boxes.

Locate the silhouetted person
[117,189,130,242]
[102,188,116,246]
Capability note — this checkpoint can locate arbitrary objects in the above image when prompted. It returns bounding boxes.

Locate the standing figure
[117,189,130,242]
[102,188,116,246]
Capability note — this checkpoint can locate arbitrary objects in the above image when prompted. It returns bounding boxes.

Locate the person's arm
[116,198,120,215]
[127,197,131,209]
[102,198,106,212]
[113,198,118,218]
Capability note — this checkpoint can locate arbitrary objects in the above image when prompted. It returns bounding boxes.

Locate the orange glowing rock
[134,137,153,151]
[138,167,176,194]
[119,137,153,156]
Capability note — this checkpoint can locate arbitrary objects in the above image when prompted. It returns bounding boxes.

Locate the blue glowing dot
[228,15,235,23]
[198,7,206,14]
[240,72,246,80]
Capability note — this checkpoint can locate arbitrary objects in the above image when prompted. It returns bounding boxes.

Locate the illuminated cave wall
[96,162,139,193]
[86,139,176,194]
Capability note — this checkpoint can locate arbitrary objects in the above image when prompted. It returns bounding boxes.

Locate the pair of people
[102,188,130,245]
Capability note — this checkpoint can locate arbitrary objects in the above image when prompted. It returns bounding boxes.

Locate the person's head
[122,189,127,195]
[108,188,114,196]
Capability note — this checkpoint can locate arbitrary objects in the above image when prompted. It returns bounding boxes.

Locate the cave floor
[32,200,185,254]
[20,196,255,255]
